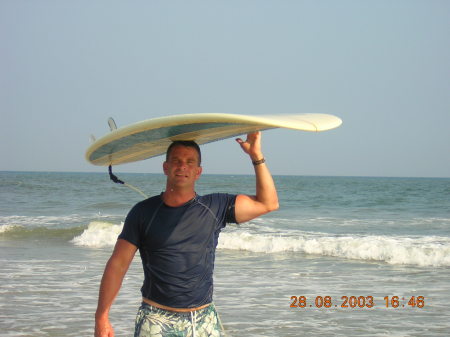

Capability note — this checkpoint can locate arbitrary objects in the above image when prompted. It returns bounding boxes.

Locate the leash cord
[108,165,149,199]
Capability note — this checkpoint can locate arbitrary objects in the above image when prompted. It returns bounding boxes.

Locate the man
[95,131,278,337]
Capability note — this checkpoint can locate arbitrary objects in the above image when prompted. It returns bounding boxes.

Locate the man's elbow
[265,200,279,213]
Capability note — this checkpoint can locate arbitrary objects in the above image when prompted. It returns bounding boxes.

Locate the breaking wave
[66,221,450,267]
[218,229,450,267]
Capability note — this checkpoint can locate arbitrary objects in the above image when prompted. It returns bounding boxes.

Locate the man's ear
[163,161,169,175]
[195,166,203,180]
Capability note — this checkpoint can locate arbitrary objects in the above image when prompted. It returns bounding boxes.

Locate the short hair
[166,141,202,165]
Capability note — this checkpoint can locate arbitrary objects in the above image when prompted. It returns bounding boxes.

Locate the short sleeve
[224,195,237,224]
[209,193,237,226]
[118,202,143,248]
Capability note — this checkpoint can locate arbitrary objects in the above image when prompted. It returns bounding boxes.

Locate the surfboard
[86,113,342,166]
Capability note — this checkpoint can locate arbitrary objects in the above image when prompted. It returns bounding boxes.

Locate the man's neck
[162,188,196,207]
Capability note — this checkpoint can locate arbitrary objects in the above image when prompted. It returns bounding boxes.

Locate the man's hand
[236,131,263,160]
[95,317,114,337]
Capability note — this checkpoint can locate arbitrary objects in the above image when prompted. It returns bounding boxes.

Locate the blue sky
[1,0,449,177]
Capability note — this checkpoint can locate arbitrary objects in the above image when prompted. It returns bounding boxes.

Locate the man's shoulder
[196,193,237,204]
[125,194,163,225]
[141,194,162,203]
[131,194,162,211]
[195,193,237,224]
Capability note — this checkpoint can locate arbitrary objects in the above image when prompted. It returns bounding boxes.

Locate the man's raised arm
[234,132,279,223]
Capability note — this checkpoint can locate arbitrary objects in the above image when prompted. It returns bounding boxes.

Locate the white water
[69,220,450,267]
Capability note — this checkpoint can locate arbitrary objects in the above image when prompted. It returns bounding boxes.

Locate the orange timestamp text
[290,296,425,309]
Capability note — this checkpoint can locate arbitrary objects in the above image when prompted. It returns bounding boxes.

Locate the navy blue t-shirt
[118,193,237,308]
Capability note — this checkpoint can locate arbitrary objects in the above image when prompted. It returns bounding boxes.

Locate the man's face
[163,145,202,187]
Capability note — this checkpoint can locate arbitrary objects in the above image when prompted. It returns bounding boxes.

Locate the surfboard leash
[108,165,149,199]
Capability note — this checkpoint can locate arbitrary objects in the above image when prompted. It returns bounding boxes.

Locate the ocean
[1,171,449,337]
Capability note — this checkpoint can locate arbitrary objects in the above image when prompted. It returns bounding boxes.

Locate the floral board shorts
[134,302,226,337]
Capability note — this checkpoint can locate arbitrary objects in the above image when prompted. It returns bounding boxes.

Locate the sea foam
[0,224,18,234]
[218,229,450,267]
[71,221,123,248]
[70,221,450,267]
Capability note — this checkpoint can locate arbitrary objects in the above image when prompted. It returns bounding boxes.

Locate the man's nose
[177,161,188,169]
